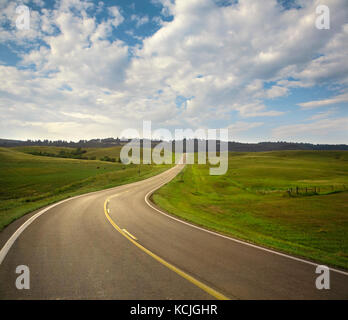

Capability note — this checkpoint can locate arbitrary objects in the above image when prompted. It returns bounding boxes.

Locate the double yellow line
[104,194,230,300]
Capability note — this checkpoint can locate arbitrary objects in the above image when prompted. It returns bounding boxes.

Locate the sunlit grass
[153,150,348,269]
[0,147,171,230]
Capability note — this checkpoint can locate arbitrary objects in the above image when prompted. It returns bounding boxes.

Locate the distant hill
[0,138,347,151]
[0,138,125,148]
[226,141,348,151]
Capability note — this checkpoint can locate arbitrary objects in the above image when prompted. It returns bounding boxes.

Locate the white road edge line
[144,165,348,277]
[0,193,86,265]
[0,164,179,266]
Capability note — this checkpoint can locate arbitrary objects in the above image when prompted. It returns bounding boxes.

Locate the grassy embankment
[153,151,348,269]
[0,147,171,231]
[13,145,124,162]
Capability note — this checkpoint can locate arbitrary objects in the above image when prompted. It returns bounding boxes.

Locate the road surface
[0,160,347,299]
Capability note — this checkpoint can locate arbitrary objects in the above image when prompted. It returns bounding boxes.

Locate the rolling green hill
[0,147,170,230]
[153,151,348,269]
[12,145,123,161]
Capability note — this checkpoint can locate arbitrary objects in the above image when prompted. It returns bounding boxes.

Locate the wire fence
[286,185,346,196]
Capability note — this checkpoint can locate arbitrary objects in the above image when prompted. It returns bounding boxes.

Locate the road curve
[0,160,347,299]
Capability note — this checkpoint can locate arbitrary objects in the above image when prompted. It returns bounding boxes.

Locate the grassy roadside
[153,151,348,269]
[0,147,171,231]
[12,145,124,162]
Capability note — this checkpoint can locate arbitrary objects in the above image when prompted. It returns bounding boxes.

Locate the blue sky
[0,0,347,143]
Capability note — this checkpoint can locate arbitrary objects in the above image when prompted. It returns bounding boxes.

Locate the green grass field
[0,147,170,231]
[12,145,124,161]
[153,151,348,269]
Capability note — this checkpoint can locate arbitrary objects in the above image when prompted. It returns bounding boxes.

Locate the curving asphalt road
[0,158,347,299]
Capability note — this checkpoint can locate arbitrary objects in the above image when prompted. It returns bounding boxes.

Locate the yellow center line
[104,195,230,300]
[122,229,138,241]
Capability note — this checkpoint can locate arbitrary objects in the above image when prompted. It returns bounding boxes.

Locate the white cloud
[61,112,113,124]
[272,117,348,144]
[131,14,149,27]
[32,0,45,7]
[266,86,289,99]
[308,109,336,120]
[235,103,284,118]
[151,0,175,17]
[108,6,124,27]
[298,93,348,108]
[0,0,348,141]
[228,121,263,134]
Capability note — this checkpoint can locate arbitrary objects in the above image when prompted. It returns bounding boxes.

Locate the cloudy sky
[0,0,347,143]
